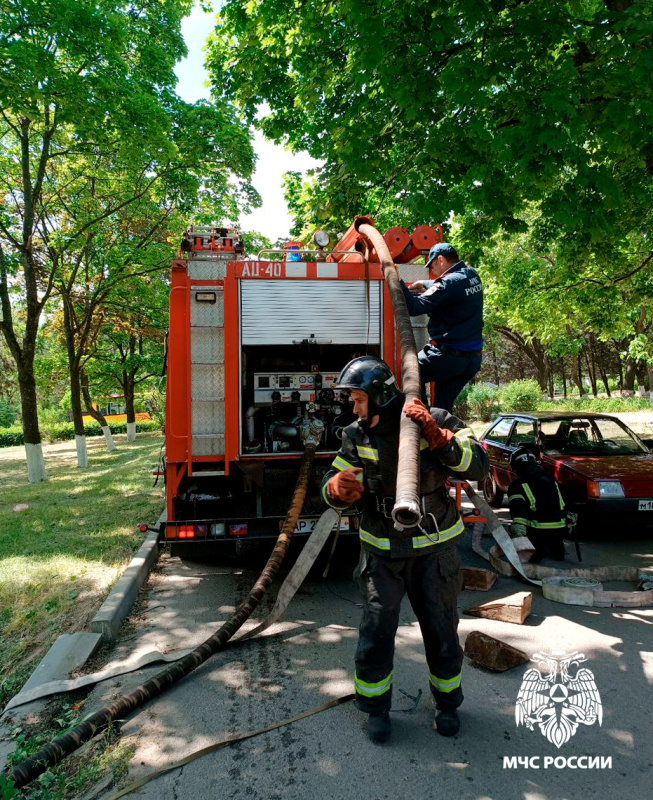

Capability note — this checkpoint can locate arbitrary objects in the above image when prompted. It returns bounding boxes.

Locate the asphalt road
[84,524,653,800]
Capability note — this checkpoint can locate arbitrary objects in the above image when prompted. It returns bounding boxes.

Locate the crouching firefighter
[508,445,567,563]
[321,356,489,743]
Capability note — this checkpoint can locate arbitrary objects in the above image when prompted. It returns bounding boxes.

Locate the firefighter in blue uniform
[401,242,483,412]
[321,356,488,743]
[508,445,567,563]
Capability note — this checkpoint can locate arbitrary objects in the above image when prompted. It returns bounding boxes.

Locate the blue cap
[425,242,457,268]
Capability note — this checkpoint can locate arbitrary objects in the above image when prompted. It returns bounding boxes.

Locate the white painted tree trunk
[76,434,89,468]
[126,422,136,442]
[25,442,48,483]
[102,426,116,451]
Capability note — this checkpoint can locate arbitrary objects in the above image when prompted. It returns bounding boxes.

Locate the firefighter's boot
[434,708,460,737]
[367,711,391,743]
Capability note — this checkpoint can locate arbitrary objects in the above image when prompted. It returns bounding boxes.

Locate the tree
[208,0,652,270]
[84,273,168,442]
[0,0,256,480]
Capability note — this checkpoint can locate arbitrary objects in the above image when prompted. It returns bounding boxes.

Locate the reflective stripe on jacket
[508,469,567,532]
[321,407,489,558]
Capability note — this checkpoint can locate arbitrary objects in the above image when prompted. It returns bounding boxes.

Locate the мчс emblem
[516,638,602,748]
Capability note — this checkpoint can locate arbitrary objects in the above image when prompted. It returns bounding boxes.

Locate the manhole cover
[562,577,601,590]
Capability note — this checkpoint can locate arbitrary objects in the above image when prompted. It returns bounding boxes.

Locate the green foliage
[0,428,23,448]
[38,406,70,427]
[208,0,653,264]
[452,386,471,422]
[0,420,160,448]
[0,401,16,428]
[539,396,651,413]
[0,774,16,800]
[499,379,542,414]
[467,384,500,422]
[0,0,259,459]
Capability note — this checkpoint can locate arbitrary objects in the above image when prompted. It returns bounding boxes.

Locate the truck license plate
[638,500,653,511]
[289,516,349,534]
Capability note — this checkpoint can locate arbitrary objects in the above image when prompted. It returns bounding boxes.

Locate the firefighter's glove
[327,468,364,504]
[510,522,528,539]
[403,399,454,450]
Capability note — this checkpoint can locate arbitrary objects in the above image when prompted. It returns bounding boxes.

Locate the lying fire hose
[356,220,422,530]
[6,423,324,790]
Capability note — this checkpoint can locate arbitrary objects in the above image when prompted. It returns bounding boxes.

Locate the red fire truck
[162,219,443,554]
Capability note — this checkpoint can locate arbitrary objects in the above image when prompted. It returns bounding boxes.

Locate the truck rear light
[165,524,210,540]
[178,525,195,539]
[211,522,226,537]
[229,524,248,537]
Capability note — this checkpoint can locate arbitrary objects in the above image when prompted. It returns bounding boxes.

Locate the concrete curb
[91,511,164,643]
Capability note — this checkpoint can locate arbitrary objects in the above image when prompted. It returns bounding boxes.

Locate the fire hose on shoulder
[356,219,422,531]
[5,420,339,791]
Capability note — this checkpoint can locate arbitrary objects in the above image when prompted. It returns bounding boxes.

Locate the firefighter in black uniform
[400,242,483,412]
[321,356,489,743]
[508,445,567,563]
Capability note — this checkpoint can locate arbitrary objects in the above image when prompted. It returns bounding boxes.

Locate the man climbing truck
[321,356,489,743]
[401,242,483,412]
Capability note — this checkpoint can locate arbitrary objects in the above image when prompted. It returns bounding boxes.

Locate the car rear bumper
[575,498,653,518]
[161,515,360,543]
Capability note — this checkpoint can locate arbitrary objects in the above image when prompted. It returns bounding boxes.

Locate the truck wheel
[482,475,505,508]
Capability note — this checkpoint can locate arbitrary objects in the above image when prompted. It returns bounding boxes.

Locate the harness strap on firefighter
[359,516,464,550]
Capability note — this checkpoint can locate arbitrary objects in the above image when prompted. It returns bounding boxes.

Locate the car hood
[554,454,653,480]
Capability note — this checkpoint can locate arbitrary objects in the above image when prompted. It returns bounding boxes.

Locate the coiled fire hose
[6,424,323,790]
[356,220,422,530]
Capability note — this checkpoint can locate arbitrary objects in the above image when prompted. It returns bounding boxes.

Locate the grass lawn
[0,434,164,709]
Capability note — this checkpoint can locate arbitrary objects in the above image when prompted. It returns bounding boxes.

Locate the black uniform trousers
[418,345,482,412]
[353,544,464,714]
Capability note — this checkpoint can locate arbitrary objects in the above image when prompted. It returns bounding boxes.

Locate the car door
[483,417,515,490]
[505,419,538,484]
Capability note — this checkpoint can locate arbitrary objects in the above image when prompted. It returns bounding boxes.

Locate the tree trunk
[568,352,586,396]
[494,327,549,391]
[576,354,585,396]
[599,365,611,397]
[1,245,49,482]
[16,359,48,482]
[123,367,136,442]
[62,295,88,468]
[587,337,599,397]
[622,357,637,396]
[584,348,598,397]
[637,363,649,394]
[81,370,115,451]
[491,341,500,386]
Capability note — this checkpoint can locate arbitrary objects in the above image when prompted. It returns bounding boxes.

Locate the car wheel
[482,474,505,508]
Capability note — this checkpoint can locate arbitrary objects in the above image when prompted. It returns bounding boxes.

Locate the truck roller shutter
[190,287,225,456]
[241,280,381,345]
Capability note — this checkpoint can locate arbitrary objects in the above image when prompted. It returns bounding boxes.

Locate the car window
[539,417,645,456]
[486,418,514,444]
[510,421,536,446]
